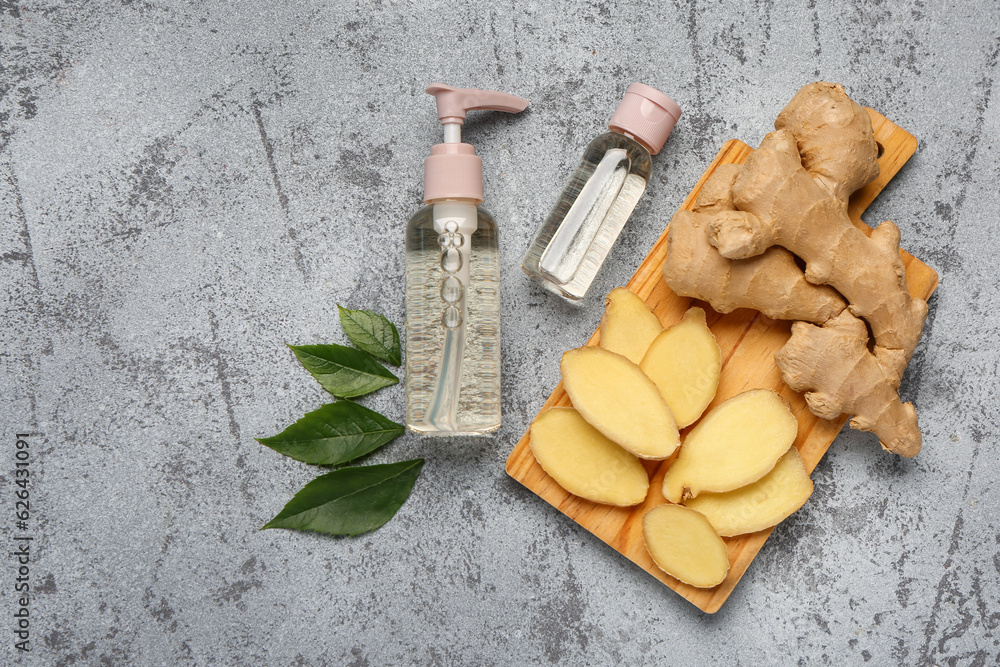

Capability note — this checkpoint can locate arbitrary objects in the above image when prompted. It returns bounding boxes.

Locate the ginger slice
[684,446,813,536]
[642,504,729,588]
[529,407,649,507]
[599,287,663,365]
[639,307,721,428]
[663,389,797,502]
[561,346,680,460]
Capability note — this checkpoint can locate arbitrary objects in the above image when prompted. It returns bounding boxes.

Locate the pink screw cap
[608,83,682,155]
[424,143,484,203]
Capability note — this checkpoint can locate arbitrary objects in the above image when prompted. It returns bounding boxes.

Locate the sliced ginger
[529,407,649,506]
[642,504,729,588]
[599,287,663,364]
[684,446,813,536]
[561,346,679,460]
[663,389,797,502]
[640,307,721,428]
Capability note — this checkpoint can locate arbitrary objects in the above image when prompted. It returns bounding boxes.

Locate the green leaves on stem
[259,307,419,538]
[263,459,424,536]
[257,401,404,466]
[289,343,398,398]
[338,306,402,366]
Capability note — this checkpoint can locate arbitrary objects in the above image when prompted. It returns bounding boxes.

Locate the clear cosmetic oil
[521,83,681,301]
[521,132,652,300]
[405,200,501,435]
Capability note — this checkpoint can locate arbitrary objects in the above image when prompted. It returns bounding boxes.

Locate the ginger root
[664,209,847,324]
[723,127,927,363]
[776,311,920,457]
[662,82,928,456]
[665,162,848,324]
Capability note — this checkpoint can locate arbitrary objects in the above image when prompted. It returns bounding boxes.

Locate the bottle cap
[425,143,483,203]
[608,83,681,155]
[423,83,529,203]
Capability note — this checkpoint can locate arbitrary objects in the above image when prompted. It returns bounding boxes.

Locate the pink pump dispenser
[405,83,529,436]
[423,83,529,203]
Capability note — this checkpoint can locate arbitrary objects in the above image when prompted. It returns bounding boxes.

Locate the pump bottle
[405,83,529,435]
[521,83,681,301]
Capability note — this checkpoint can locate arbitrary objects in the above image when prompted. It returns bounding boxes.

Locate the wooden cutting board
[505,108,939,614]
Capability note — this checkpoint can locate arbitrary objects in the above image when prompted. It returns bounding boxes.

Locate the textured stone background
[1,0,998,664]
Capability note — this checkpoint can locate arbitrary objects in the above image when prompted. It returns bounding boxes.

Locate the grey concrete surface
[1,0,998,664]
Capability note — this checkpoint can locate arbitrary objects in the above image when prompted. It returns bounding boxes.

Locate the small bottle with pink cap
[521,83,681,300]
[404,83,529,436]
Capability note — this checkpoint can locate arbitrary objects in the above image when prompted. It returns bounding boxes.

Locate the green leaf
[338,305,402,366]
[257,402,404,466]
[289,344,398,398]
[263,459,425,536]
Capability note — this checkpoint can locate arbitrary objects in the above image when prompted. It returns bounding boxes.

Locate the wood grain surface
[505,108,940,614]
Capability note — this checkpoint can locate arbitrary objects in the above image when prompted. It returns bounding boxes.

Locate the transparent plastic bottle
[403,83,528,436]
[521,83,681,301]
[521,132,652,300]
[405,200,500,434]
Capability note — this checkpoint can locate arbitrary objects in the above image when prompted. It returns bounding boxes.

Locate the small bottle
[522,83,681,301]
[405,83,529,436]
